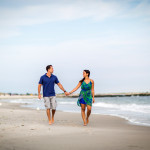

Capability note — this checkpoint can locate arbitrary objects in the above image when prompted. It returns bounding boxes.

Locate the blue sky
[0,0,150,94]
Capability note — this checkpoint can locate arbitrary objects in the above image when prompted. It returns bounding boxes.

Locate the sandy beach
[0,101,150,150]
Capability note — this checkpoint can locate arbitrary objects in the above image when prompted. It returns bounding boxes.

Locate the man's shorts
[43,96,57,110]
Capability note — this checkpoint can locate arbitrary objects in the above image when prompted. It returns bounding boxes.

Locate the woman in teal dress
[68,70,95,126]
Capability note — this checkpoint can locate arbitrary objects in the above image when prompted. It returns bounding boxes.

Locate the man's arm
[38,84,42,99]
[57,83,68,95]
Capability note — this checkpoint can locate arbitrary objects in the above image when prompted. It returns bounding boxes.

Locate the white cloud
[1,35,149,67]
[0,28,21,39]
[119,1,150,19]
[0,0,123,38]
[0,1,122,26]
[1,0,150,38]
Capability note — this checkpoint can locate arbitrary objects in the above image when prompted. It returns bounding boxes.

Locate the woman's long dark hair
[79,70,90,83]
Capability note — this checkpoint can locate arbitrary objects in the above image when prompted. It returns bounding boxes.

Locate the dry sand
[0,101,150,150]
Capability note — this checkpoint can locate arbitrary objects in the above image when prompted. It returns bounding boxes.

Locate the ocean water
[1,96,150,127]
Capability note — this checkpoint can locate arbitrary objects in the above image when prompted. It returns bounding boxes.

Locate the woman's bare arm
[69,82,82,94]
[91,79,95,103]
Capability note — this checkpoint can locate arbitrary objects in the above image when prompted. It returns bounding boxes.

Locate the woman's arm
[91,79,95,103]
[69,82,82,94]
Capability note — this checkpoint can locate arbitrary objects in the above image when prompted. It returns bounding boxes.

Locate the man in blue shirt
[38,65,69,125]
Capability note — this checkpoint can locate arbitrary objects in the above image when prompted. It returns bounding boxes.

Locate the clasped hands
[64,91,71,96]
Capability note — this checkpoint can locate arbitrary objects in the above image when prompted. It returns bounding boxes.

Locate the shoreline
[0,101,150,150]
[0,92,150,99]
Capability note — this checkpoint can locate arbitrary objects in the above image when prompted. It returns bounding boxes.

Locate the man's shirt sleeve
[39,76,43,84]
[55,76,59,84]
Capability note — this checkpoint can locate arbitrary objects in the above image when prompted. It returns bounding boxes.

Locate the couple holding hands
[38,65,95,126]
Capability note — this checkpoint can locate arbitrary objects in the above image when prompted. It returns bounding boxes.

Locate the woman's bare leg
[86,105,92,124]
[81,104,86,126]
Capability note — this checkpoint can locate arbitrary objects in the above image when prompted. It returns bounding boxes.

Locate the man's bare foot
[52,118,54,123]
[86,118,89,124]
[49,120,52,125]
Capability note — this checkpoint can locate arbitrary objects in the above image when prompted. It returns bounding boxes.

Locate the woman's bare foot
[83,123,87,126]
[49,120,52,125]
[83,120,87,126]
[52,118,54,123]
[86,118,89,124]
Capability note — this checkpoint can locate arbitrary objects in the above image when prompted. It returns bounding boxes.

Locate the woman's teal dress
[77,80,92,107]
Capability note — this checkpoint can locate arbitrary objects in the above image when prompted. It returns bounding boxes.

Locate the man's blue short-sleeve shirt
[39,73,59,97]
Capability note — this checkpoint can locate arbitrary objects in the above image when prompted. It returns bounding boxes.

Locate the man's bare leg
[46,109,52,125]
[52,109,56,123]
